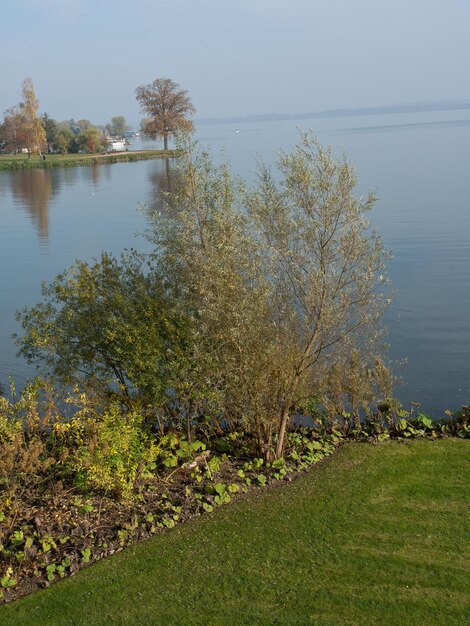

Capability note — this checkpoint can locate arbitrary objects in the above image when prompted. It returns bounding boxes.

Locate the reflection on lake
[147,157,173,212]
[0,157,171,386]
[1,112,470,414]
[9,169,57,241]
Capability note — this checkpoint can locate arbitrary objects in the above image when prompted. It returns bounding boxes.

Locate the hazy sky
[2,0,470,125]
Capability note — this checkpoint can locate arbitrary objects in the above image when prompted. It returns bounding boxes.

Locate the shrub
[0,381,58,510]
[58,405,158,498]
[16,250,185,408]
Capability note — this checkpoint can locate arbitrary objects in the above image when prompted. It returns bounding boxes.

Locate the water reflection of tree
[84,163,111,187]
[62,166,80,187]
[90,163,101,187]
[146,158,177,216]
[9,169,61,241]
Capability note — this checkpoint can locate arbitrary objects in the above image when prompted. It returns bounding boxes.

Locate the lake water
[1,109,469,414]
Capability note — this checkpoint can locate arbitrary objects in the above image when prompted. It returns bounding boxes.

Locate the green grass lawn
[0,151,168,161]
[1,439,469,625]
[0,153,79,162]
[0,150,174,170]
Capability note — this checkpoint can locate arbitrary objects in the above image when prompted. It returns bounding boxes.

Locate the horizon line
[196,99,470,126]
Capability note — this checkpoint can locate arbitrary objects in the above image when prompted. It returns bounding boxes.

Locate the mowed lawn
[1,439,469,625]
[0,150,169,167]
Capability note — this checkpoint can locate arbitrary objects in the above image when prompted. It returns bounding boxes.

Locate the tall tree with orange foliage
[135,78,195,150]
[19,78,46,158]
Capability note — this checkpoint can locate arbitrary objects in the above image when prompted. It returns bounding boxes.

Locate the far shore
[0,150,178,171]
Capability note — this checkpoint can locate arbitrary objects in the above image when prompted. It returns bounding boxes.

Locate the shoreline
[0,150,178,171]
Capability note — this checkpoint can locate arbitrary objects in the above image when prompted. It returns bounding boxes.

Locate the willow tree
[19,78,46,158]
[135,78,195,150]
[152,134,392,458]
[246,135,392,456]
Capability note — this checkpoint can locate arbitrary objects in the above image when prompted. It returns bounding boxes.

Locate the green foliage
[77,128,101,153]
[153,434,206,470]
[81,548,91,563]
[1,568,17,589]
[270,458,287,479]
[40,113,58,153]
[16,250,185,407]
[108,116,129,137]
[358,404,470,442]
[255,474,267,486]
[56,127,73,154]
[59,405,158,498]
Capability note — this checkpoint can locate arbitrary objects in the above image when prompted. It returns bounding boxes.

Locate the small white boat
[109,140,126,151]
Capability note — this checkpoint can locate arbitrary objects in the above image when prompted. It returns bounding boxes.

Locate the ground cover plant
[0,380,342,603]
[1,439,468,625]
[0,380,468,605]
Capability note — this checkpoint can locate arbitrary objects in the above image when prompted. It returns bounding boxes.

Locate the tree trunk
[163,133,168,150]
[275,407,290,459]
[262,428,274,463]
[185,399,194,443]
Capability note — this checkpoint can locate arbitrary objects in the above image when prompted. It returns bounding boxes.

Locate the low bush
[0,381,59,512]
[55,406,159,498]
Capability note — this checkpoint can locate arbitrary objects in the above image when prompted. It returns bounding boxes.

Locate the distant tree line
[0,79,130,156]
[1,76,197,155]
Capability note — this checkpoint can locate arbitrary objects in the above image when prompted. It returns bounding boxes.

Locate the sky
[2,0,470,126]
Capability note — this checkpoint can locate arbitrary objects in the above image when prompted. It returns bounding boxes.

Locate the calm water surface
[1,110,469,413]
